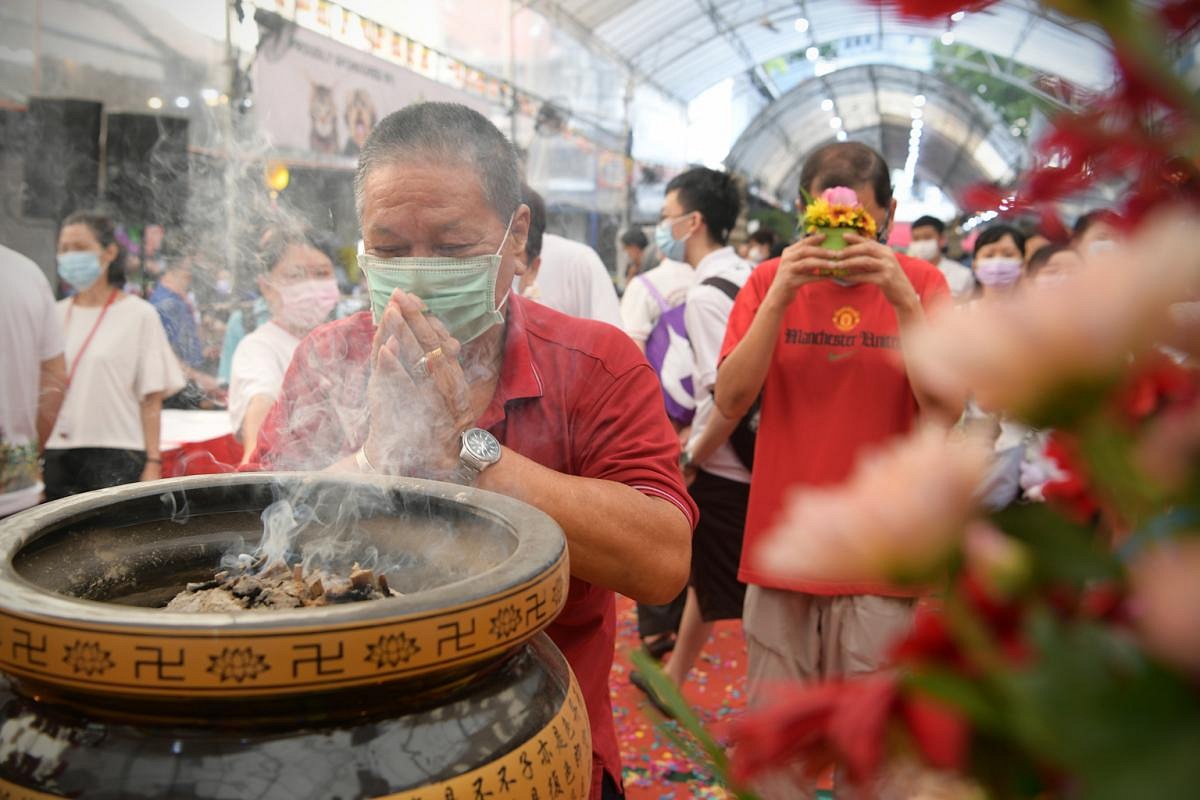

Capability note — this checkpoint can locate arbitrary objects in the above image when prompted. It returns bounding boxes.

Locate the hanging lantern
[265,161,290,192]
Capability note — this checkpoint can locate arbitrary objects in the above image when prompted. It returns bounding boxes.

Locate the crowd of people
[0,101,1165,799]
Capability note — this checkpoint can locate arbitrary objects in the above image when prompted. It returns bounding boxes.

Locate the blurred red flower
[870,1,996,18]
[731,673,971,787]
[1161,0,1200,33]
[1113,354,1198,425]
[1041,435,1100,524]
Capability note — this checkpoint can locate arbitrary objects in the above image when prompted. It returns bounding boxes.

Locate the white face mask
[747,247,766,263]
[907,239,940,262]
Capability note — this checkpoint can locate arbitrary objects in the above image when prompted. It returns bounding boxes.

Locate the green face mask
[358,215,513,344]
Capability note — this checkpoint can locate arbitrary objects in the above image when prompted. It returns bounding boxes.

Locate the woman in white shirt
[229,224,339,463]
[43,211,184,500]
[963,223,1036,508]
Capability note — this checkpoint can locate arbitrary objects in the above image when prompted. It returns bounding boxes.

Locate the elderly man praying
[249,102,694,800]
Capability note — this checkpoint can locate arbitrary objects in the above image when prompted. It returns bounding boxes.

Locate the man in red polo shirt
[715,142,958,798]
[250,103,695,800]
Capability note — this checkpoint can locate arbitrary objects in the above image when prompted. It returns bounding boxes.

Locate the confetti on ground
[610,595,834,799]
[609,595,746,799]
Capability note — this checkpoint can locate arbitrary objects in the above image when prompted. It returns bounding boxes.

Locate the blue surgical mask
[655,213,693,262]
[358,215,514,344]
[57,251,103,291]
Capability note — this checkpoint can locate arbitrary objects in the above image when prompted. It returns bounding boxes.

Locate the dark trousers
[636,589,686,639]
[43,448,146,501]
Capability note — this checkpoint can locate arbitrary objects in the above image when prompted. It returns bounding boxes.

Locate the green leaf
[629,649,761,800]
[1006,613,1200,800]
[1077,417,1164,526]
[989,504,1122,586]
[902,669,1005,730]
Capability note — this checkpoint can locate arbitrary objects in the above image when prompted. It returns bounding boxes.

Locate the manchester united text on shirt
[783,328,901,349]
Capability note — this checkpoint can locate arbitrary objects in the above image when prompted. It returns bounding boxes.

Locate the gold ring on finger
[413,346,443,378]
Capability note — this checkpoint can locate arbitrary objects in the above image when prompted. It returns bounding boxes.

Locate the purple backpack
[641,275,696,426]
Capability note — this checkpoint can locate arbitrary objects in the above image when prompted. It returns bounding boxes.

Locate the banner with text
[253,25,491,160]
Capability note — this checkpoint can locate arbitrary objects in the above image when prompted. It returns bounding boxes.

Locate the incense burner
[0,473,589,799]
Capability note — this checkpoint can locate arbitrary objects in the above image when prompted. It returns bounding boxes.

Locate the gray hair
[354,102,521,225]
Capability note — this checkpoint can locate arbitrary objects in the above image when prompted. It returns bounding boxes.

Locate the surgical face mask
[974,257,1024,288]
[655,213,694,262]
[747,247,766,263]
[358,215,514,344]
[907,239,940,262]
[275,278,339,331]
[57,251,103,291]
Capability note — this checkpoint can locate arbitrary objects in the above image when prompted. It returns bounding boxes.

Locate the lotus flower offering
[802,186,878,277]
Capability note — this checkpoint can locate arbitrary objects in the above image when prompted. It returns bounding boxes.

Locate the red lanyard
[64,289,120,389]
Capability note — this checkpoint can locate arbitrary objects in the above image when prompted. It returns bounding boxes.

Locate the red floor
[609,595,745,799]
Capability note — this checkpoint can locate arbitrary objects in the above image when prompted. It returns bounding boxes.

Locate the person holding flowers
[713,141,958,798]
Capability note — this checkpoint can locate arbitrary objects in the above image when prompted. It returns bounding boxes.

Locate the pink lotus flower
[1130,538,1200,673]
[820,186,860,207]
[906,211,1200,421]
[756,426,992,586]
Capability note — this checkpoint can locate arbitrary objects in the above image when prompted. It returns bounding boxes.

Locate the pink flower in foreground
[964,522,1031,598]
[756,426,992,586]
[820,186,860,207]
[1130,537,1200,673]
[906,211,1200,421]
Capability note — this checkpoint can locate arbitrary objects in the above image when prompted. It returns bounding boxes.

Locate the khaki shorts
[741,585,917,800]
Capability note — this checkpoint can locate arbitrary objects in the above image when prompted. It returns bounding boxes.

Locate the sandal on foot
[629,670,675,719]
[641,634,676,660]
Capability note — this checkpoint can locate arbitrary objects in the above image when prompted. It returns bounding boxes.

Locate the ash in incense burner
[0,473,590,800]
[165,559,397,612]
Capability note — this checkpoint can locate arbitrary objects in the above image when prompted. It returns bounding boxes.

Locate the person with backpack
[619,254,694,354]
[630,166,754,707]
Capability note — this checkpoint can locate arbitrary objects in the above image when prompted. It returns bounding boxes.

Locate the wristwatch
[455,427,502,484]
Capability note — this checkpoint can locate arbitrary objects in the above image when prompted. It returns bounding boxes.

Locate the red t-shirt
[250,294,697,796]
[719,254,950,596]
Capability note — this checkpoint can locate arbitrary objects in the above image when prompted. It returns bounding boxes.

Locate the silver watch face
[463,428,501,464]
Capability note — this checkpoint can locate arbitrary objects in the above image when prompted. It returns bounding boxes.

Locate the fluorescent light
[911,108,923,119]
[821,98,834,111]
[913,94,926,107]
[829,116,842,129]
[174,96,190,109]
[836,130,847,141]
[147,96,163,110]
[940,31,955,45]
[794,18,810,33]
[912,119,924,130]
[806,46,820,61]
[951,11,965,22]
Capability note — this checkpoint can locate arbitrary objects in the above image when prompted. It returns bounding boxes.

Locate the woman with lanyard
[43,211,184,501]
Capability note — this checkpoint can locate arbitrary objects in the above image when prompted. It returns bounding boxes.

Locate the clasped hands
[362,289,474,479]
[768,232,918,309]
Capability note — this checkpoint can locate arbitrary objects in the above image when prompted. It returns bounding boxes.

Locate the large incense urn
[0,473,588,799]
